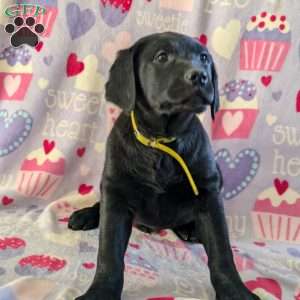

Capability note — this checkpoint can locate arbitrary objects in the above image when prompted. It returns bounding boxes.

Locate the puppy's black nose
[185,69,208,86]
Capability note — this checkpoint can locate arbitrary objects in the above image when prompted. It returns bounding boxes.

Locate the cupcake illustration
[16,0,58,37]
[240,12,291,71]
[16,141,65,199]
[15,254,66,276]
[252,179,300,243]
[0,46,32,101]
[142,230,192,263]
[211,79,258,139]
[0,237,26,259]
[99,0,132,27]
[124,243,159,290]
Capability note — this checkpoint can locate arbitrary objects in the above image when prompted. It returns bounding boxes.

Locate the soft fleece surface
[0,0,300,299]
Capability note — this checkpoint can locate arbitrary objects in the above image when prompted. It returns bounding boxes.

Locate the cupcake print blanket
[0,0,300,299]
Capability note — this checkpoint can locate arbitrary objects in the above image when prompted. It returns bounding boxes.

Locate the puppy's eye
[155,51,169,63]
[200,53,209,63]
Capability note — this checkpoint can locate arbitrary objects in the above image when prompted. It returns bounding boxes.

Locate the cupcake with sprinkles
[240,12,291,71]
[16,141,65,200]
[211,79,258,139]
[0,46,32,101]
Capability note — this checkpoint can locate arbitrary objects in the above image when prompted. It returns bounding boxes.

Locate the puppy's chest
[139,150,186,188]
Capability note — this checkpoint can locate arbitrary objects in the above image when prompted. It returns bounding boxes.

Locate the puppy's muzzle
[185,68,208,87]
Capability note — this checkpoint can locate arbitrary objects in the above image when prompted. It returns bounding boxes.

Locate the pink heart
[82,262,95,269]
[77,147,86,157]
[78,184,93,195]
[222,111,244,136]
[129,243,140,249]
[254,241,266,247]
[4,75,21,97]
[159,230,168,237]
[274,178,289,195]
[66,53,85,77]
[261,75,272,87]
[2,196,14,206]
[58,217,70,223]
[43,139,55,154]
[198,34,208,46]
[35,41,44,52]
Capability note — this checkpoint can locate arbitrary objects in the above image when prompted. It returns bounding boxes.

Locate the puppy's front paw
[68,206,99,231]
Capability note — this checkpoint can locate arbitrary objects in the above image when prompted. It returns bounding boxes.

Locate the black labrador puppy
[68,32,260,300]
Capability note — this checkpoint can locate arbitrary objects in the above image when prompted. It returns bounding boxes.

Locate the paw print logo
[4,16,44,48]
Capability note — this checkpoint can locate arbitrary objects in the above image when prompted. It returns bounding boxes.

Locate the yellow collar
[130,111,199,196]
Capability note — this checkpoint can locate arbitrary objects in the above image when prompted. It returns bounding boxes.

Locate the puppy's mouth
[160,99,207,113]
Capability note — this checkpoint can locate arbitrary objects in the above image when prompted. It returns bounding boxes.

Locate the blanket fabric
[0,0,299,299]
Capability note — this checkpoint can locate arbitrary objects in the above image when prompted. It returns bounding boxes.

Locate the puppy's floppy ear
[210,61,220,121]
[105,47,136,113]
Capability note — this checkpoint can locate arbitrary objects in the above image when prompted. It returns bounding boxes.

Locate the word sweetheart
[42,89,104,144]
[272,124,300,177]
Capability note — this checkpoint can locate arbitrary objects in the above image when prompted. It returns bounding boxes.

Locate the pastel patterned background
[0,0,300,299]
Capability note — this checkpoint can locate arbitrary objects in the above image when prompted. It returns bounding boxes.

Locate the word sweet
[44,89,102,115]
[136,11,188,33]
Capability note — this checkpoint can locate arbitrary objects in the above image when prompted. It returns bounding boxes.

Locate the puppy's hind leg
[68,202,100,231]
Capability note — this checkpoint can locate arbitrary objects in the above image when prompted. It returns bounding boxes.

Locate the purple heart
[43,55,53,66]
[66,3,96,40]
[287,247,300,258]
[0,110,33,157]
[215,148,260,200]
[272,91,282,101]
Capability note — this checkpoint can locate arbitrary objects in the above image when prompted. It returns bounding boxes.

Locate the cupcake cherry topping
[247,12,290,33]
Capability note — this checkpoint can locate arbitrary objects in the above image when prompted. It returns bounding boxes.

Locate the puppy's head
[105,32,219,120]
